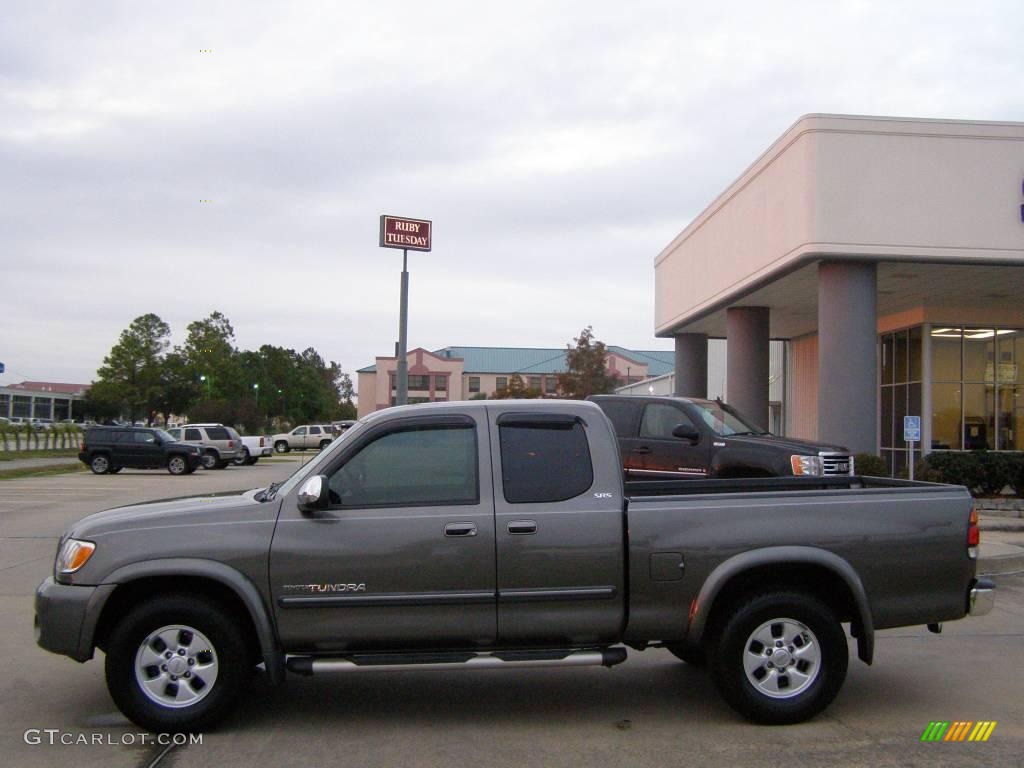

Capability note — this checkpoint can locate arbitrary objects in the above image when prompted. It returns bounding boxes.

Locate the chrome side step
[287,647,628,676]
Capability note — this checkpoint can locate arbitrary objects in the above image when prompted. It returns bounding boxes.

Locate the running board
[286,647,628,676]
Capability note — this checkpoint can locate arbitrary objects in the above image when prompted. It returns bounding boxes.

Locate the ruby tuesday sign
[379,215,432,252]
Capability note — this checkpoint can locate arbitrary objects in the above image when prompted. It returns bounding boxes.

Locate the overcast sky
[2,1,1022,391]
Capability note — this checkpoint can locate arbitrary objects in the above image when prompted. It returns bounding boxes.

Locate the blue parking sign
[903,415,921,442]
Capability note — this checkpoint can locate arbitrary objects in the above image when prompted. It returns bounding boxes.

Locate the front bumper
[968,577,996,617]
[34,577,115,662]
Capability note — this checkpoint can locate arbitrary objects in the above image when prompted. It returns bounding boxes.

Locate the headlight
[790,455,824,476]
[56,538,96,574]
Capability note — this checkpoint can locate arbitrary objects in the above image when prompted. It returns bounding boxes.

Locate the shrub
[1012,458,1024,496]
[853,453,887,477]
[922,452,985,493]
[975,451,1016,495]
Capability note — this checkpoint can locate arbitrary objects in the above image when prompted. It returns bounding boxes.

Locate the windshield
[154,429,176,442]
[691,401,767,437]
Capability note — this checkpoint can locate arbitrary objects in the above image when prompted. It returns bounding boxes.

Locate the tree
[491,374,542,399]
[93,314,172,421]
[182,311,240,401]
[154,352,199,426]
[556,326,620,399]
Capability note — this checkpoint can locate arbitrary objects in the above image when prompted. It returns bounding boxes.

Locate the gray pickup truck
[35,400,994,732]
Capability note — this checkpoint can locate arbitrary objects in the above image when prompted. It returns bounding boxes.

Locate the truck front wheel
[709,591,847,724]
[104,594,249,732]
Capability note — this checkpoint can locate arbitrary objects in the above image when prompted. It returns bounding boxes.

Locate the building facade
[356,346,675,418]
[0,382,90,422]
[655,114,1024,473]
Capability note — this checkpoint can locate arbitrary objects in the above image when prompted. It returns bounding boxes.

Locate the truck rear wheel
[709,591,847,724]
[104,594,249,733]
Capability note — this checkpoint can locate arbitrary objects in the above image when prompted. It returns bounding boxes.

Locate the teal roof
[359,345,675,376]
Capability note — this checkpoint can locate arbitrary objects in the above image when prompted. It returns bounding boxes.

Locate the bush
[1013,458,1024,497]
[853,453,887,477]
[921,452,985,493]
[976,452,1017,495]
[918,451,1024,496]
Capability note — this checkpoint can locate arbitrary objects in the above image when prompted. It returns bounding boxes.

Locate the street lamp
[199,375,211,398]
[252,382,259,406]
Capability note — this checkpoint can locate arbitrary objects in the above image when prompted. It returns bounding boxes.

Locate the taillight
[967,507,980,559]
[228,440,234,448]
[259,437,265,447]
[79,442,85,452]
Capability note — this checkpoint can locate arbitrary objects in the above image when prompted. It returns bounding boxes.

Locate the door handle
[632,446,652,454]
[507,520,538,535]
[444,522,477,537]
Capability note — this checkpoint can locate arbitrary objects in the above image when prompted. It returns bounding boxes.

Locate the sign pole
[379,214,431,408]
[396,249,409,406]
[909,439,914,481]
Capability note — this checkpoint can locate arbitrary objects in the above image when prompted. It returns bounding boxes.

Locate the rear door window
[206,427,229,440]
[184,428,202,441]
[597,400,640,438]
[309,426,321,435]
[499,419,593,503]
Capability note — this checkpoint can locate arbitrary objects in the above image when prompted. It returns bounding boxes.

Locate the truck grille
[819,452,854,476]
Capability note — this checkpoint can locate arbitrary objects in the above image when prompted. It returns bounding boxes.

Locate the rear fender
[687,546,875,664]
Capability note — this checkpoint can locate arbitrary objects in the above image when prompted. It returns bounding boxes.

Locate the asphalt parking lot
[2,462,1022,768]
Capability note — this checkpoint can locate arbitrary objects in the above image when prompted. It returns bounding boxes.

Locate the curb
[978,553,1024,576]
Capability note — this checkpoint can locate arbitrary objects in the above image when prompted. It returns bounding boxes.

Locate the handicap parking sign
[904,415,921,442]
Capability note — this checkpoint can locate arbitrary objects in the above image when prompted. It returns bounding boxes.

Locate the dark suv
[78,426,203,475]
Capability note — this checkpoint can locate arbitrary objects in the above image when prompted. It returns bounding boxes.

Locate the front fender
[95,558,284,684]
[686,545,875,664]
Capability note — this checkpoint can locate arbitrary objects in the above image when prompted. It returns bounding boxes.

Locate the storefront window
[931,327,962,381]
[929,326,1022,453]
[879,328,923,473]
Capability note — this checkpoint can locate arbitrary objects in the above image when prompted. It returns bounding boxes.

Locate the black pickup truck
[589,395,854,479]
[36,400,992,732]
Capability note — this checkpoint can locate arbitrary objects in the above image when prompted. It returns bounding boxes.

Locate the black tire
[104,593,249,733]
[167,455,188,476]
[109,466,123,474]
[318,440,331,450]
[201,451,218,470]
[214,460,230,470]
[245,457,259,465]
[232,448,249,467]
[274,441,289,453]
[709,591,847,725]
[665,644,706,667]
[89,454,111,474]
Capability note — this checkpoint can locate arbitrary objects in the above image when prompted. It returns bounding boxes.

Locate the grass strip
[0,464,85,481]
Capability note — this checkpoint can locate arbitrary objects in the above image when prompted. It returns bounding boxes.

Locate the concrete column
[726,307,770,429]
[818,261,877,454]
[673,333,708,398]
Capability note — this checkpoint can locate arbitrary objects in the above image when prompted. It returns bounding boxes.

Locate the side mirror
[297,474,329,513]
[672,423,700,442]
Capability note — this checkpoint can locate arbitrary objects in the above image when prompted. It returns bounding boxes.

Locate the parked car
[77,426,203,475]
[271,424,336,452]
[230,428,273,466]
[163,424,239,469]
[589,395,855,480]
[331,420,356,434]
[38,400,991,732]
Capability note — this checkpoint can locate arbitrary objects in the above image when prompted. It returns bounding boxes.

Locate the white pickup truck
[231,430,274,466]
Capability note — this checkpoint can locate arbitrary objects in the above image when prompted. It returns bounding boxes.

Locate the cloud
[2,0,1023,388]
